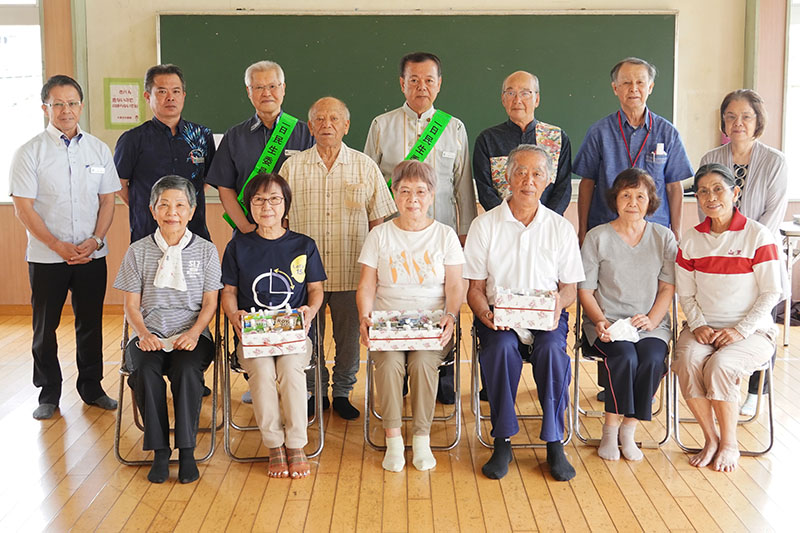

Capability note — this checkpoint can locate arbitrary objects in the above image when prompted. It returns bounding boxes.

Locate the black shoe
[437,388,455,405]
[308,394,330,416]
[402,375,409,397]
[479,388,488,402]
[202,385,211,397]
[596,389,606,402]
[332,397,360,420]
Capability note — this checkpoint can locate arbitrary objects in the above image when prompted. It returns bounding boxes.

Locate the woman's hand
[439,312,456,346]
[137,332,165,352]
[228,309,247,340]
[711,327,744,349]
[692,325,716,345]
[297,305,315,333]
[594,320,611,343]
[359,315,372,347]
[174,331,200,351]
[631,313,656,331]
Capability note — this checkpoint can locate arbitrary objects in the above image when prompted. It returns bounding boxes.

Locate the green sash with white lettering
[223,112,298,228]
[389,109,452,189]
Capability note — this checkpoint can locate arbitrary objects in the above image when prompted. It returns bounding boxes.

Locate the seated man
[464,144,584,481]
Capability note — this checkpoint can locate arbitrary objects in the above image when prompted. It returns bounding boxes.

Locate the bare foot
[287,447,310,479]
[689,439,718,468]
[268,446,289,478]
[713,445,740,473]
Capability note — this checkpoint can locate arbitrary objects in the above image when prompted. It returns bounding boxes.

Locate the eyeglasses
[395,188,430,198]
[248,83,283,94]
[723,113,756,123]
[502,89,535,100]
[45,101,81,110]
[251,196,284,206]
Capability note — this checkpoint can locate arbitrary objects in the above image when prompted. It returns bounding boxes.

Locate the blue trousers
[593,337,667,420]
[475,310,571,442]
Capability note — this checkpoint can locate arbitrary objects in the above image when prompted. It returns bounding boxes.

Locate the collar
[312,142,351,166]
[505,117,537,134]
[695,207,747,234]
[402,102,436,121]
[499,198,544,229]
[619,107,652,131]
[151,115,186,134]
[45,122,83,145]
[249,110,283,133]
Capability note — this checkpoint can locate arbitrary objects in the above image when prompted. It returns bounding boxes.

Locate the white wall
[82,0,746,168]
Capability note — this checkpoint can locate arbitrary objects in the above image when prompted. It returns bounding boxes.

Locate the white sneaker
[740,392,760,416]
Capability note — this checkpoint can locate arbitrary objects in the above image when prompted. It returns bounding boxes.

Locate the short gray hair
[308,96,351,122]
[149,175,197,209]
[391,160,436,193]
[507,144,554,184]
[244,60,285,86]
[501,71,540,94]
[610,57,657,83]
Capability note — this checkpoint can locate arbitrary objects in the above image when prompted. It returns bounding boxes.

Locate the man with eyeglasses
[9,75,121,420]
[114,64,216,243]
[281,97,396,420]
[206,60,313,235]
[473,71,573,215]
[365,51,476,405]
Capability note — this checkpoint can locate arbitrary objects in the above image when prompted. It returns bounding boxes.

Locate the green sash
[223,112,298,228]
[389,109,452,189]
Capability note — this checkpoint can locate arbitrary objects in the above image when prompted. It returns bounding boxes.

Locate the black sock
[148,448,170,483]
[482,438,513,479]
[178,447,199,484]
[332,397,360,420]
[546,441,575,482]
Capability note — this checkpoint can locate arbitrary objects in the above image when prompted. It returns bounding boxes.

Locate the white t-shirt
[358,219,465,311]
[463,200,584,305]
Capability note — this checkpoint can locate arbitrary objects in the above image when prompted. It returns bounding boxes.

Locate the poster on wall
[104,78,145,129]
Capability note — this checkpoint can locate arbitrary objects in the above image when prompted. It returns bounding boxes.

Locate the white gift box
[241,308,306,358]
[368,310,444,352]
[493,287,557,330]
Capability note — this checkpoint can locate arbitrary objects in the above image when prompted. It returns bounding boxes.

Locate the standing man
[114,64,216,242]
[365,51,476,404]
[10,75,120,420]
[206,60,314,234]
[473,70,573,215]
[281,97,396,419]
[574,57,693,243]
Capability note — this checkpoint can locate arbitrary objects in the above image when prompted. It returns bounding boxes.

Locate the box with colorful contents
[241,308,306,358]
[493,287,557,330]
[368,310,444,352]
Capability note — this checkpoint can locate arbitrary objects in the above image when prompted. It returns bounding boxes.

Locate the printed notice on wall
[104,78,145,130]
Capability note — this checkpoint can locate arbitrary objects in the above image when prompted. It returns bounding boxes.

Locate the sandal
[268,446,289,478]
[286,448,310,479]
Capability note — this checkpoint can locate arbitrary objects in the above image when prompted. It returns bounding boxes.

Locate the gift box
[493,287,557,330]
[368,310,444,352]
[241,308,306,358]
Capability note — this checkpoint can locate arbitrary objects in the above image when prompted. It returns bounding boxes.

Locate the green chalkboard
[158,13,676,152]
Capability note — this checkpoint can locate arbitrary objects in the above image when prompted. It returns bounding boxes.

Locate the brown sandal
[268,446,289,478]
[287,448,310,479]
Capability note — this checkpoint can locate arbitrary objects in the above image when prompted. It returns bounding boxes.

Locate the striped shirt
[676,209,781,337]
[280,143,396,292]
[113,234,223,340]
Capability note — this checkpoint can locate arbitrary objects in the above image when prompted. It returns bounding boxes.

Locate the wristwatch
[446,311,458,322]
[91,234,104,251]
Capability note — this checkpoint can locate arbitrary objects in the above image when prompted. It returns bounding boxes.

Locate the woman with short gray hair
[114,175,222,485]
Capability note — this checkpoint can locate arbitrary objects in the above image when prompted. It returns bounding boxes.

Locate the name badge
[441,150,455,159]
[285,149,300,157]
[89,166,105,174]
[191,155,205,164]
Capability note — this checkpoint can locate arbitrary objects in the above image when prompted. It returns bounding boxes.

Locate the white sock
[619,424,643,461]
[598,423,620,461]
[740,393,759,417]
[412,435,436,471]
[383,435,405,472]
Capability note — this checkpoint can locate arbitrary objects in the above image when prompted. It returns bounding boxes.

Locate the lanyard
[616,110,652,168]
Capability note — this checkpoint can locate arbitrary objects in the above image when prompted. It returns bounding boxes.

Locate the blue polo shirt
[114,117,215,242]
[206,111,314,195]
[573,108,693,229]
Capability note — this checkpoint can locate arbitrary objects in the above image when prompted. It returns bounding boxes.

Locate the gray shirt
[114,234,223,341]
[579,222,677,345]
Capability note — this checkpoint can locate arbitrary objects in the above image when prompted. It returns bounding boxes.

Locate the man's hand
[68,238,99,264]
[51,240,83,262]
[550,292,562,331]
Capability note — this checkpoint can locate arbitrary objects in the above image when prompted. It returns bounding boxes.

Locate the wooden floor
[0,307,798,532]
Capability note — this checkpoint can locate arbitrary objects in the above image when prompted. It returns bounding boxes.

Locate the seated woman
[114,175,222,484]
[220,173,325,479]
[356,160,465,472]
[673,163,782,472]
[578,169,676,461]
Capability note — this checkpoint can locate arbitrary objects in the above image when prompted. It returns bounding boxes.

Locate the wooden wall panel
[42,0,74,78]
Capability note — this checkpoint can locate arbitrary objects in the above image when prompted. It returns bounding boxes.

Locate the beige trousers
[372,343,450,436]
[238,339,311,449]
[672,326,773,403]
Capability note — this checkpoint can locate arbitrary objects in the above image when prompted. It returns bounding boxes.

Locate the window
[785,2,800,199]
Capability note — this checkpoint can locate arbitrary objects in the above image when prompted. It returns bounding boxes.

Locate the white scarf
[153,228,192,291]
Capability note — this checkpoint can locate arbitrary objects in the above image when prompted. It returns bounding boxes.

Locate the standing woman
[699,89,788,414]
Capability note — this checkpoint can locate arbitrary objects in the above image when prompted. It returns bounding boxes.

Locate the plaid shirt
[280,143,396,291]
